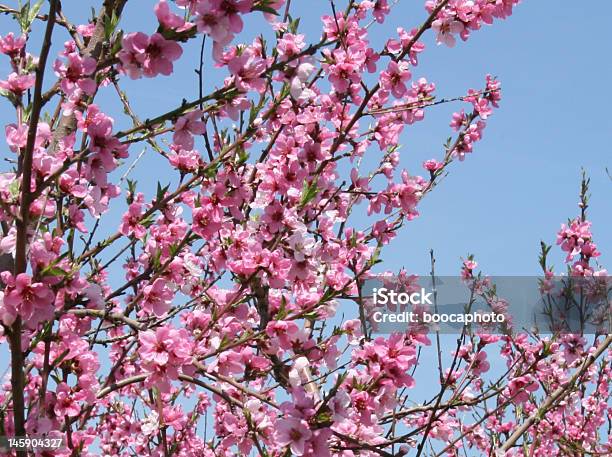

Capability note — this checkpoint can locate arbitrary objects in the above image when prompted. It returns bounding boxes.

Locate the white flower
[287,224,316,261]
[288,356,310,387]
[140,411,160,436]
[295,62,315,81]
[183,254,203,277]
[290,62,316,99]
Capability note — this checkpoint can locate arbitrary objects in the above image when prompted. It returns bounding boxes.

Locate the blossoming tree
[0,0,610,456]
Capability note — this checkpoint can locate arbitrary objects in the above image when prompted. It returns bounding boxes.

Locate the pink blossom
[0,32,26,57]
[423,159,444,172]
[5,123,27,152]
[561,334,586,364]
[76,23,95,37]
[173,110,206,149]
[467,89,493,119]
[390,170,425,219]
[139,326,191,366]
[557,219,600,262]
[0,72,35,95]
[228,48,267,93]
[59,169,88,199]
[290,62,316,99]
[0,3,600,455]
[1,272,54,325]
[139,325,191,391]
[485,74,502,107]
[195,0,252,46]
[450,109,466,130]
[373,0,390,23]
[219,92,250,120]
[119,202,147,239]
[0,290,13,326]
[266,320,301,351]
[216,0,253,33]
[277,33,305,60]
[463,259,477,270]
[507,375,538,404]
[168,147,201,172]
[155,0,188,30]
[4,119,49,155]
[471,351,490,376]
[119,32,183,79]
[432,18,465,47]
[380,61,411,98]
[276,418,312,455]
[53,51,97,96]
[195,7,232,43]
[142,278,174,316]
[261,200,285,233]
[192,204,223,240]
[364,47,380,73]
[54,383,82,418]
[325,49,362,93]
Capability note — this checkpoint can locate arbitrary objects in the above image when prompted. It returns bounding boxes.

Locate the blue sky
[386,0,612,275]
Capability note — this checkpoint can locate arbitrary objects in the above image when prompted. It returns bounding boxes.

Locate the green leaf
[15,0,43,33]
[276,295,288,320]
[248,96,267,125]
[28,321,53,349]
[8,179,20,198]
[302,310,320,320]
[141,214,155,229]
[104,10,120,40]
[151,249,162,270]
[204,162,221,178]
[236,148,249,165]
[299,181,319,207]
[289,17,301,34]
[111,30,124,56]
[252,4,279,15]
[41,265,68,277]
[126,179,137,195]
[369,246,382,266]
[156,181,170,202]
[28,0,44,24]
[169,242,180,257]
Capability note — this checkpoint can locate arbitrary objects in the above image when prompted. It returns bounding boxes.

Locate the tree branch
[496,334,612,454]
[10,1,58,451]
